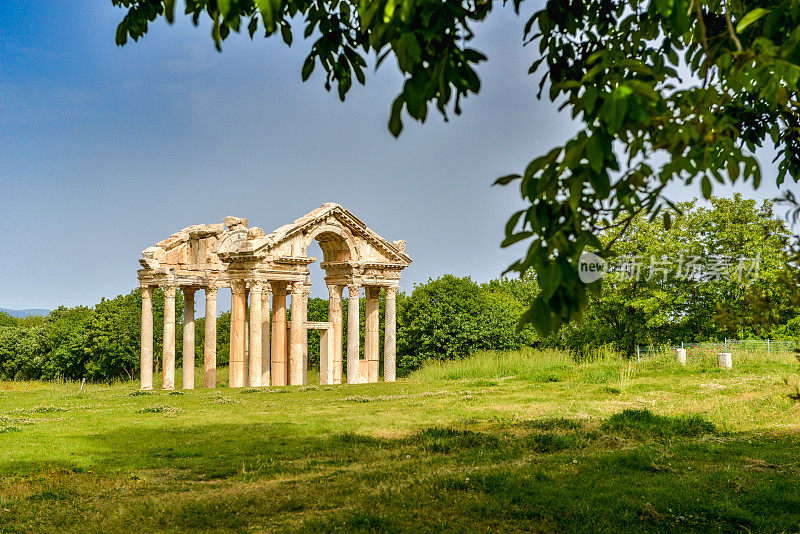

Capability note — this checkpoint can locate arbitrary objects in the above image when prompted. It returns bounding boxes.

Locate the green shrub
[396,275,538,373]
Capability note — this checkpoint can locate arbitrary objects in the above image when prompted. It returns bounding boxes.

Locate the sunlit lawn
[1,348,799,533]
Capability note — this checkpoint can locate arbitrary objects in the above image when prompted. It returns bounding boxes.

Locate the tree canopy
[111,0,800,333]
[556,194,800,356]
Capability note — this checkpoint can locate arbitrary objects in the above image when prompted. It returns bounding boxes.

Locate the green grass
[0,349,799,532]
[409,347,578,382]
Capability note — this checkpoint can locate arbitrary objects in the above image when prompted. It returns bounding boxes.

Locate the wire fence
[634,339,800,363]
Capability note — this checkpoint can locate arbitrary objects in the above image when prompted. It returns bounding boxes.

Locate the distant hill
[0,308,51,318]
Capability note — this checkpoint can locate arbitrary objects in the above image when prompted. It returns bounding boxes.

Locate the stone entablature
[137,203,410,390]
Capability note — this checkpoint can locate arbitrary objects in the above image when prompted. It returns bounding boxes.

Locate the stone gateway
[137,203,411,389]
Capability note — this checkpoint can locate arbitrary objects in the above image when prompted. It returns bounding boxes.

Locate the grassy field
[1,348,799,533]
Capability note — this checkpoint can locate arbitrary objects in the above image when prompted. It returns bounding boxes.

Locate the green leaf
[494,174,522,186]
[736,8,770,33]
[218,0,231,17]
[248,16,259,38]
[115,23,128,46]
[655,0,674,18]
[670,0,691,33]
[164,0,176,24]
[401,34,422,63]
[727,159,740,182]
[601,88,630,131]
[384,0,397,22]
[505,210,526,238]
[663,211,671,230]
[537,263,563,299]
[301,55,315,81]
[586,135,604,173]
[280,24,292,46]
[388,96,404,137]
[701,175,712,199]
[529,298,553,335]
[463,48,488,63]
[255,0,276,33]
[501,231,534,248]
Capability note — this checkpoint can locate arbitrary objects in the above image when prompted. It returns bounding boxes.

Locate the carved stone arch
[302,222,359,263]
[214,229,248,255]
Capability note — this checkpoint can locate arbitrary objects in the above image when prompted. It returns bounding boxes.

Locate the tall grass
[409,348,624,382]
[409,345,799,386]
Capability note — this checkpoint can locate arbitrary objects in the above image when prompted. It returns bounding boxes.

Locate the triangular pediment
[248,203,411,265]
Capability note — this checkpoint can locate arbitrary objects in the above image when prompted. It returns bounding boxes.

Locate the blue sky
[0,1,790,311]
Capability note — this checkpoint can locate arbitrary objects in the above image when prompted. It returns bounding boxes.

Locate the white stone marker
[717,352,733,369]
[676,348,687,365]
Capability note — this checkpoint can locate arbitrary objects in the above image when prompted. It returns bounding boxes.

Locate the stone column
[347,285,360,385]
[302,284,311,385]
[182,288,196,389]
[384,287,397,382]
[261,286,271,387]
[327,285,343,384]
[140,286,154,390]
[229,281,247,388]
[204,286,218,388]
[162,286,177,390]
[289,282,304,385]
[243,289,250,387]
[248,283,263,387]
[365,286,380,383]
[271,282,287,386]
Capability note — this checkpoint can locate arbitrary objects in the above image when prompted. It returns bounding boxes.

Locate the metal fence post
[636,345,640,363]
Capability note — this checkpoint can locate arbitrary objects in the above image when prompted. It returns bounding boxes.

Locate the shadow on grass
[1,410,799,533]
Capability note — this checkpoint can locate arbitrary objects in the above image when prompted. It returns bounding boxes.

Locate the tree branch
[692,0,713,86]
[723,0,743,53]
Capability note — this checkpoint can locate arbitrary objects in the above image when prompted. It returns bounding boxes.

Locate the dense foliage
[397,275,538,372]
[0,290,182,382]
[554,195,800,356]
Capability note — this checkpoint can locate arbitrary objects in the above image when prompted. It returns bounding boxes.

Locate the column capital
[385,286,398,298]
[249,281,264,294]
[270,281,288,295]
[183,287,197,298]
[140,285,154,298]
[163,285,177,298]
[327,285,343,299]
[205,286,219,298]
[231,280,247,294]
[347,285,361,298]
[291,281,304,295]
[365,286,380,299]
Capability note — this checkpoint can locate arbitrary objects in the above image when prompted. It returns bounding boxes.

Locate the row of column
[140,283,397,390]
[140,285,220,391]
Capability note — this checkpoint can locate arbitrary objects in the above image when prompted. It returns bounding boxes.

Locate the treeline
[1,195,798,381]
[0,291,178,382]
[0,275,537,382]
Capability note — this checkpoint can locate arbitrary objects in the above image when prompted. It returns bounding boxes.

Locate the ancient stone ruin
[137,203,411,389]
